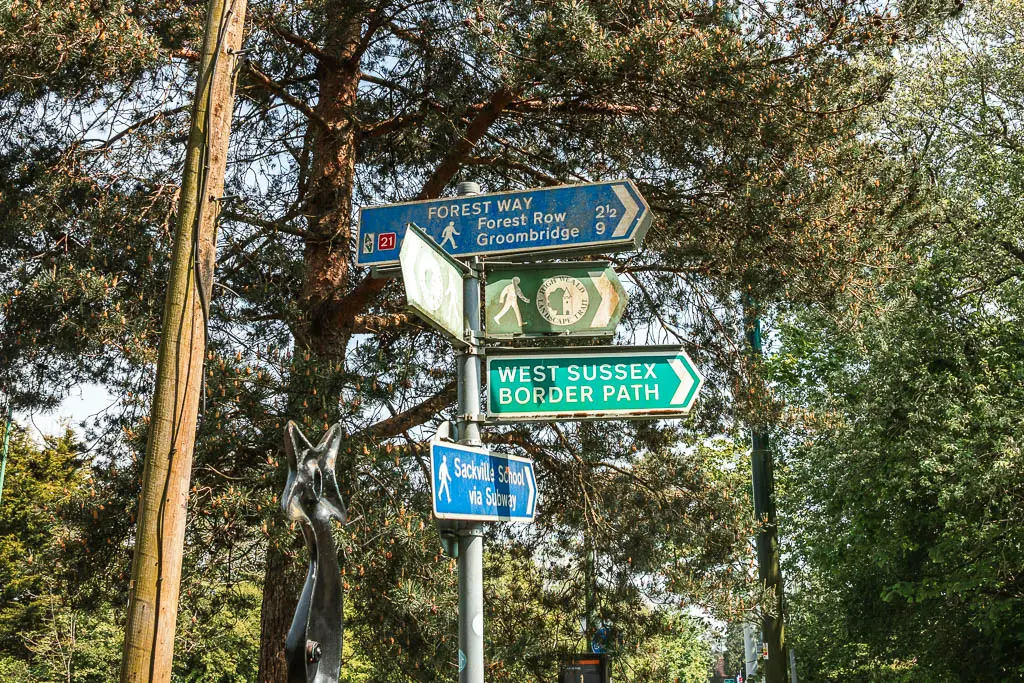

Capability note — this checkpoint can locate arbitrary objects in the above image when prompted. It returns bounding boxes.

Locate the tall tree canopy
[777,1,1024,679]
[0,0,958,677]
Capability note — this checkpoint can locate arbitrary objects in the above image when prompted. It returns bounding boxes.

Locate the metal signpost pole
[455,181,485,683]
[744,295,787,683]
[383,178,669,682]
[0,402,12,509]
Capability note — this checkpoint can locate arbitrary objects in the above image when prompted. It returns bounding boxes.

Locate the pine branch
[359,72,411,94]
[220,210,313,239]
[462,155,560,186]
[170,48,200,62]
[266,23,342,68]
[386,21,429,49]
[500,98,654,117]
[328,277,389,333]
[417,86,518,199]
[361,382,457,441]
[80,106,190,152]
[361,111,425,139]
[350,313,413,334]
[244,61,330,130]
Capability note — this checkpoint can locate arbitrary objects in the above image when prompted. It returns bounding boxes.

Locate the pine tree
[1,0,960,676]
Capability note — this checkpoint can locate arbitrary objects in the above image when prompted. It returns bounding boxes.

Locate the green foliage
[174,581,263,682]
[620,613,713,682]
[0,0,967,677]
[0,428,122,682]
[776,281,1024,677]
[0,0,164,100]
[775,5,1024,676]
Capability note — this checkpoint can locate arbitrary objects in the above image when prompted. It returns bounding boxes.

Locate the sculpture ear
[282,421,305,519]
[284,421,312,471]
[316,422,344,468]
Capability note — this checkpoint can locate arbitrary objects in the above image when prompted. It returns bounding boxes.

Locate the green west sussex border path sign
[486,346,703,421]
[484,263,627,338]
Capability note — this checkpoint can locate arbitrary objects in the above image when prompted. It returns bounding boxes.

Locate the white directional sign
[399,224,468,346]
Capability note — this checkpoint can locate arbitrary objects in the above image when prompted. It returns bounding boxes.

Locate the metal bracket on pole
[462,333,485,356]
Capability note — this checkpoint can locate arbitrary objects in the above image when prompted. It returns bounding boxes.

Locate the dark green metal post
[743,297,787,683]
[0,403,12,509]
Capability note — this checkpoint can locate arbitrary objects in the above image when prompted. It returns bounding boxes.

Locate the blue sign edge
[429,440,538,522]
[483,345,704,421]
[354,180,652,267]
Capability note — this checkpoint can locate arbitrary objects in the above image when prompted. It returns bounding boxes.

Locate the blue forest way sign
[356,180,651,266]
[430,441,537,522]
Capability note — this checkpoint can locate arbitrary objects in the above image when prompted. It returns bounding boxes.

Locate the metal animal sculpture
[281,421,347,683]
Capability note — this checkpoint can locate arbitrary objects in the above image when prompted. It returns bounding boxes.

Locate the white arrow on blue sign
[430,441,537,522]
[356,180,651,267]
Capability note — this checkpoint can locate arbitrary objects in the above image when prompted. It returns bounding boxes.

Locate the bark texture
[119,0,248,679]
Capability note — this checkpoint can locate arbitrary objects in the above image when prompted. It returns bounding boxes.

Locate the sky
[15,382,117,443]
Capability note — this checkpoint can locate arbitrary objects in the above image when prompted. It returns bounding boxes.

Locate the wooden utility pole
[119,0,247,679]
[743,295,788,683]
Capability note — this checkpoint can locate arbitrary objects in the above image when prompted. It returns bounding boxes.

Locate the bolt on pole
[455,180,485,683]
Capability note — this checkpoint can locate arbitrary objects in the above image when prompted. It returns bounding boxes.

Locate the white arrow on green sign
[400,223,468,346]
[486,346,703,421]
[484,263,627,338]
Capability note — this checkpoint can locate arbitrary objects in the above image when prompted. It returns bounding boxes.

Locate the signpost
[486,346,703,421]
[590,625,612,654]
[357,180,651,267]
[430,440,537,522]
[484,263,627,338]
[399,223,468,345]
[370,180,707,683]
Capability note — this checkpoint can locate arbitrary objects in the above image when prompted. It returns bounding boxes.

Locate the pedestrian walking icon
[437,454,452,503]
[493,277,530,329]
[440,221,460,250]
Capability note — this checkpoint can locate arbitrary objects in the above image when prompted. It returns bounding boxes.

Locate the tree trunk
[257,7,363,671]
[257,544,297,683]
[299,18,362,358]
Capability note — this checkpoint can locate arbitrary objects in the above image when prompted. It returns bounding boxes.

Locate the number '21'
[594,203,618,234]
